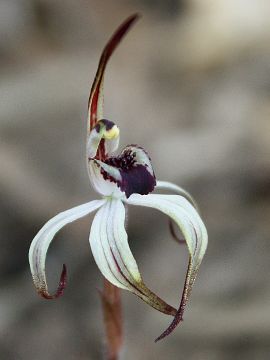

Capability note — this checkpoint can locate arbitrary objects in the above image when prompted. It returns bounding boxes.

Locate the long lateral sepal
[155,180,199,244]
[89,199,177,316]
[125,194,208,341]
[155,181,198,209]
[29,200,105,299]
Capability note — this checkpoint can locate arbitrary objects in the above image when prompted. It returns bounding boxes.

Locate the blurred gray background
[1,0,270,359]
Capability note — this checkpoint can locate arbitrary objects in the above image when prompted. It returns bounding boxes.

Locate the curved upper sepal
[87,14,140,133]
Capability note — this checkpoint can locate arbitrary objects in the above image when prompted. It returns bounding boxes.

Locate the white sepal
[125,193,207,339]
[89,199,177,315]
[29,199,106,297]
[155,180,198,209]
[125,194,207,266]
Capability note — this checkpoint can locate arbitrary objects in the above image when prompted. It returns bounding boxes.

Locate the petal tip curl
[125,194,208,341]
[35,264,67,300]
[154,259,198,342]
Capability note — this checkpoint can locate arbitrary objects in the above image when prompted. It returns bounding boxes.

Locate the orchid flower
[29,14,208,341]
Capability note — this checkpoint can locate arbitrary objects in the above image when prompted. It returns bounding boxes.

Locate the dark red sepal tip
[154,259,192,342]
[40,264,67,300]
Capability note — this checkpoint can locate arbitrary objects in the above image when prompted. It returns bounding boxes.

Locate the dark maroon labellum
[104,147,156,198]
[119,164,156,198]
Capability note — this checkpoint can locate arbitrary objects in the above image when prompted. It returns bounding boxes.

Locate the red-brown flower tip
[155,259,193,342]
[39,264,67,300]
[95,13,140,73]
[88,13,140,131]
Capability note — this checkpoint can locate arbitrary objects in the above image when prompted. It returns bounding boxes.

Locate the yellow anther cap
[103,125,120,140]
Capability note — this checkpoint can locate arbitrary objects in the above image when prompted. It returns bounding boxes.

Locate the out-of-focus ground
[1,0,270,359]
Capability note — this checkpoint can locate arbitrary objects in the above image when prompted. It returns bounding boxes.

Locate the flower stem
[101,278,123,360]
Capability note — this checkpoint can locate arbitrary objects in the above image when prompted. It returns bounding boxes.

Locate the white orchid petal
[155,180,198,209]
[90,200,127,289]
[161,195,207,261]
[109,200,141,280]
[29,199,106,298]
[155,182,196,244]
[90,199,177,315]
[125,193,208,340]
[126,194,207,267]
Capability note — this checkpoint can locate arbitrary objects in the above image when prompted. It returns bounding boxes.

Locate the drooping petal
[124,194,208,341]
[88,145,156,198]
[89,199,177,316]
[87,14,139,133]
[155,181,198,209]
[29,199,106,299]
[155,180,199,244]
[168,219,185,245]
